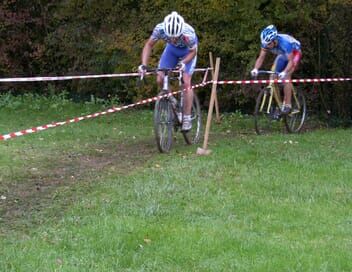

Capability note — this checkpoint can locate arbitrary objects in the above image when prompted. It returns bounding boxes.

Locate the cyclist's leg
[181,55,197,131]
[157,44,179,87]
[282,50,302,107]
[182,56,197,115]
[159,44,197,130]
[162,45,196,116]
[283,77,293,107]
[273,55,292,110]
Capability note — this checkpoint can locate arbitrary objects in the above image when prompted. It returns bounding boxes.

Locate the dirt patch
[0,138,157,233]
[0,120,324,233]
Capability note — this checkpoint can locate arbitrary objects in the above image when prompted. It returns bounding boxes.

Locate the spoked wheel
[254,88,284,135]
[182,93,202,145]
[154,96,173,153]
[284,88,307,133]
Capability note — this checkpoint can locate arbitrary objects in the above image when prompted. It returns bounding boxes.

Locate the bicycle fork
[260,85,285,114]
[259,85,275,114]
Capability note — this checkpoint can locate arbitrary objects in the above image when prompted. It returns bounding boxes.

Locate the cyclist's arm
[141,37,157,66]
[181,47,197,64]
[254,48,268,69]
[282,52,294,74]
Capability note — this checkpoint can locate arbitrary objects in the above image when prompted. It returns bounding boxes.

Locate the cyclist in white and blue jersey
[251,25,302,114]
[138,11,198,131]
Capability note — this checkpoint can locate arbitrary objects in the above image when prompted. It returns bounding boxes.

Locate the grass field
[0,95,351,271]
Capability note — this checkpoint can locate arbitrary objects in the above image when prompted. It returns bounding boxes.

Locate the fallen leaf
[144,238,152,244]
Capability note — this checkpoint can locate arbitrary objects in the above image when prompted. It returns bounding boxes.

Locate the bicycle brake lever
[178,71,183,81]
[136,74,146,88]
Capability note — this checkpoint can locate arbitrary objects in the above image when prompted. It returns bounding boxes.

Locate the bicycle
[253,70,307,135]
[141,68,202,153]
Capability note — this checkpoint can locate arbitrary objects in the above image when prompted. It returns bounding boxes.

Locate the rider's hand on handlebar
[251,68,258,77]
[138,64,147,78]
[278,71,287,79]
[176,61,186,72]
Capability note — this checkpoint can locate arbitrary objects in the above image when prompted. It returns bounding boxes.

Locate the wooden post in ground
[196,57,221,156]
[209,52,221,123]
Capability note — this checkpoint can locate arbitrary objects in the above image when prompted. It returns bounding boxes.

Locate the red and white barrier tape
[0,68,211,82]
[0,73,139,82]
[214,77,351,85]
[0,82,208,141]
[0,75,350,141]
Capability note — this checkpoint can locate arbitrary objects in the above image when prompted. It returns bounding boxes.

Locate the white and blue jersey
[151,22,198,49]
[151,22,198,74]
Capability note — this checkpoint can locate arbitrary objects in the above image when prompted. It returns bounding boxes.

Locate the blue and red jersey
[262,34,301,56]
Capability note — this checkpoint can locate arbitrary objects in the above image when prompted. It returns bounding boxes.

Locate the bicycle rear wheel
[154,96,173,153]
[254,87,284,135]
[284,88,307,133]
[182,93,202,145]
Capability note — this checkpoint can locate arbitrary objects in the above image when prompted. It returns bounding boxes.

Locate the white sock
[282,103,291,109]
[183,114,191,121]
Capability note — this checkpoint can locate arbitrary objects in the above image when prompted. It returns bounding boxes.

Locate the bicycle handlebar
[257,70,278,75]
[139,67,183,81]
[145,67,182,73]
[250,70,279,82]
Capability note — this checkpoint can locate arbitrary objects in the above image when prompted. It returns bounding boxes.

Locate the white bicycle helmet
[260,25,278,47]
[163,11,184,37]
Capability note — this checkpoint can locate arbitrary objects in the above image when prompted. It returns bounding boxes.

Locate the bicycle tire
[154,95,173,153]
[254,87,284,135]
[284,88,307,133]
[182,93,202,145]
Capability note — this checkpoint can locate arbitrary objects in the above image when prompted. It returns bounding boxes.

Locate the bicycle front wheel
[182,93,202,145]
[154,96,173,153]
[254,87,284,135]
[284,88,307,133]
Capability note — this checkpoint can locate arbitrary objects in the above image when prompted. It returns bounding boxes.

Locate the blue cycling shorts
[272,50,302,73]
[159,44,197,75]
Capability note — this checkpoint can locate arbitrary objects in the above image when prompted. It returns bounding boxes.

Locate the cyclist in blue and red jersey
[251,25,302,114]
[138,11,198,131]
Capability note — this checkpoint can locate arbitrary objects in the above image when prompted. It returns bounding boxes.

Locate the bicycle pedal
[270,116,281,121]
[269,110,281,120]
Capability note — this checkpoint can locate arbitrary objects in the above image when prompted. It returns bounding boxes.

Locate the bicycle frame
[141,68,184,121]
[257,71,301,114]
[143,67,202,152]
[254,70,307,134]
[160,69,184,124]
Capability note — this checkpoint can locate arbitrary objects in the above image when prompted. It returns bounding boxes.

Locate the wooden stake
[209,52,221,123]
[197,57,221,156]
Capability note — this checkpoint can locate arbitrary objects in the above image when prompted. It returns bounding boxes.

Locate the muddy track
[0,122,321,233]
[0,138,157,233]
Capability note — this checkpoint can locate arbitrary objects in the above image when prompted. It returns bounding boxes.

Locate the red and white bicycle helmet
[163,11,184,37]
